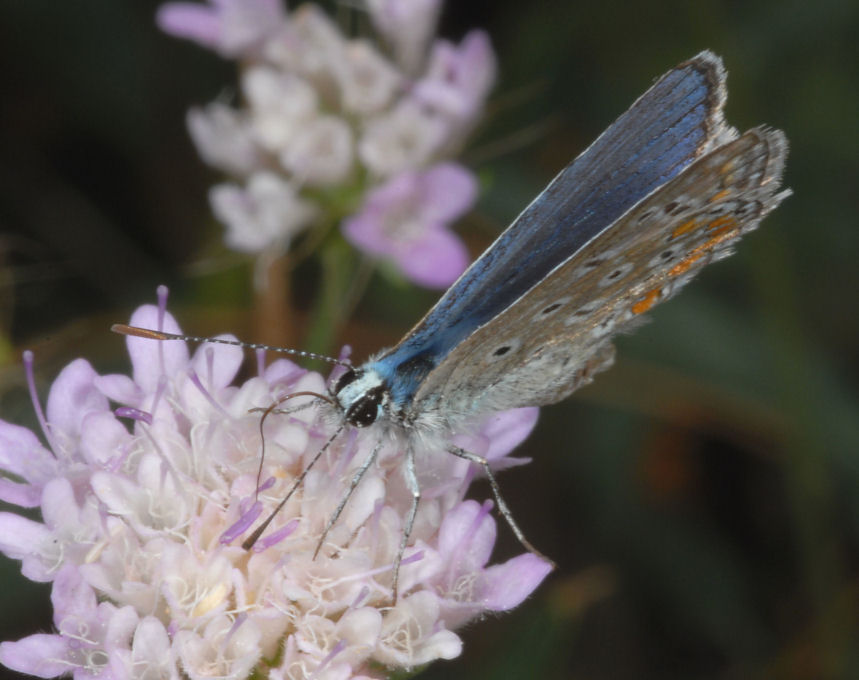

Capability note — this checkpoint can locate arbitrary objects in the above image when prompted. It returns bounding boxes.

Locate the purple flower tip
[114,406,154,425]
[221,501,264,544]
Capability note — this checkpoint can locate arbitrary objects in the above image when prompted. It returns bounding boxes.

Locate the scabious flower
[0,289,551,680]
[158,0,496,288]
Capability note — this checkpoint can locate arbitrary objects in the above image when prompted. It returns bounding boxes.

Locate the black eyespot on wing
[493,345,511,357]
[583,257,607,269]
[541,302,563,315]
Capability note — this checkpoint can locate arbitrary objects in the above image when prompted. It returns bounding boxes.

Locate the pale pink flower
[358,102,447,177]
[366,0,443,75]
[263,4,346,95]
[0,290,551,679]
[187,103,261,176]
[279,115,354,186]
[342,163,476,288]
[210,172,318,252]
[242,67,318,153]
[157,0,284,57]
[413,30,497,138]
[334,40,402,115]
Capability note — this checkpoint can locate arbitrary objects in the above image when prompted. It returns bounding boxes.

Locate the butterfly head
[332,366,391,428]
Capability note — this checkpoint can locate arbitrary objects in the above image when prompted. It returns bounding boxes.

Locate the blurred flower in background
[157,0,496,290]
[0,293,550,679]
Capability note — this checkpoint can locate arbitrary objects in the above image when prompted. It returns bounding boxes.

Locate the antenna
[111,324,351,368]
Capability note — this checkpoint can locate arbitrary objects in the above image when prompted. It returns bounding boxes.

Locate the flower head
[210,171,318,253]
[157,0,496,289]
[0,290,550,679]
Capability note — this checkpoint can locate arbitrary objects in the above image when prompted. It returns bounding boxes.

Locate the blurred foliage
[1,0,857,678]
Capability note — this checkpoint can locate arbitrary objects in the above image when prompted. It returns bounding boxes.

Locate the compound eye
[348,400,378,427]
[345,386,384,428]
[333,368,359,395]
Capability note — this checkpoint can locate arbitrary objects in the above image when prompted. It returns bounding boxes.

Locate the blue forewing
[371,52,727,405]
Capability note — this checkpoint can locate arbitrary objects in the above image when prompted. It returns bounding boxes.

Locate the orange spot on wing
[669,230,738,277]
[709,189,730,203]
[670,219,699,239]
[707,215,738,235]
[669,253,703,276]
[632,288,661,315]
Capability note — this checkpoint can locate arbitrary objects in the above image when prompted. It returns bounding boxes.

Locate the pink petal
[396,228,469,288]
[93,374,143,407]
[126,306,189,394]
[0,635,70,678]
[40,476,75,523]
[0,478,41,507]
[481,407,539,460]
[421,163,477,222]
[0,513,53,581]
[437,500,496,571]
[341,213,388,256]
[156,4,222,47]
[190,335,244,390]
[52,564,98,621]
[79,411,131,467]
[46,359,108,438]
[480,552,553,611]
[0,421,52,477]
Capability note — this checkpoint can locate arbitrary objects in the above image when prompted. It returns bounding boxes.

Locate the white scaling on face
[334,368,389,427]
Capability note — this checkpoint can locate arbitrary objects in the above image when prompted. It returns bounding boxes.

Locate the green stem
[303,238,364,361]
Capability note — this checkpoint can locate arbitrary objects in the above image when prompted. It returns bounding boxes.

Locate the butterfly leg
[448,446,556,567]
[392,445,421,603]
[242,423,345,550]
[313,438,383,559]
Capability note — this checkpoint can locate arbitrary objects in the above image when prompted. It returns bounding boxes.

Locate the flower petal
[126,306,189,394]
[0,634,70,678]
[437,500,496,571]
[481,407,539,460]
[46,358,108,439]
[396,227,469,288]
[0,513,53,581]
[481,552,553,611]
[190,334,244,391]
[421,163,477,222]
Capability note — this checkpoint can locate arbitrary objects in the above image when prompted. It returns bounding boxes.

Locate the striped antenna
[111,324,351,368]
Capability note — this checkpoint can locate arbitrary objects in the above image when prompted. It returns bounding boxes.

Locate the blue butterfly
[116,51,789,597]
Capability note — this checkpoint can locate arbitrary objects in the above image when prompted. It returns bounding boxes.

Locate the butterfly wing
[410,126,789,423]
[370,51,732,406]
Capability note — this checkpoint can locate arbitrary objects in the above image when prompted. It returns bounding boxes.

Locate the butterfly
[115,50,789,598]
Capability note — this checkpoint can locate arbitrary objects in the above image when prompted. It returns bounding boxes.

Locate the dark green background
[1,1,857,679]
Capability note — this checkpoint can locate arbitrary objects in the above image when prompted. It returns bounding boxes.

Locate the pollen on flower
[0,299,550,680]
